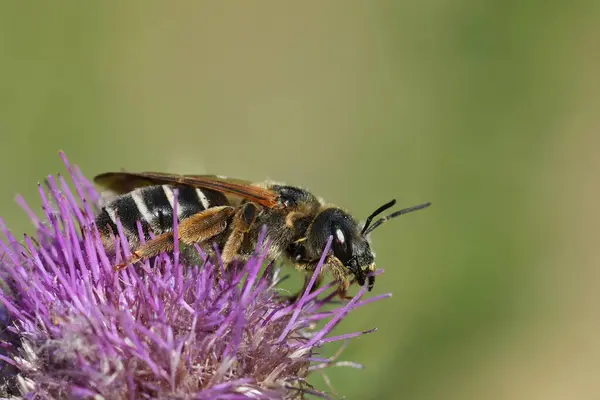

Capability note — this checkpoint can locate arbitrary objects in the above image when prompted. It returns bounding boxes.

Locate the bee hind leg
[114,231,175,270]
[221,202,259,268]
[114,206,235,270]
[179,206,236,245]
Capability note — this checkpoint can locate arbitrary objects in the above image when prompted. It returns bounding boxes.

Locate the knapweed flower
[0,153,390,399]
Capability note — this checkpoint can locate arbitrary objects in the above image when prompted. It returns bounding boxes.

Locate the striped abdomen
[96,185,229,240]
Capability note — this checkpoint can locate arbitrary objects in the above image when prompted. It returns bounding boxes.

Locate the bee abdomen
[96,185,229,240]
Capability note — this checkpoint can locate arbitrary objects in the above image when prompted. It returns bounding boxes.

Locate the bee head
[291,200,431,292]
[304,208,376,290]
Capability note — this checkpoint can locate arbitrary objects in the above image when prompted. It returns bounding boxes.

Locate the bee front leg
[114,206,235,270]
[325,255,353,300]
[221,202,259,268]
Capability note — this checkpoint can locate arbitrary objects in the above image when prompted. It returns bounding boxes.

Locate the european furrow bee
[94,172,430,298]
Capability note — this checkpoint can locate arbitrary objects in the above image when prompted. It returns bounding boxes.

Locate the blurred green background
[2,2,600,399]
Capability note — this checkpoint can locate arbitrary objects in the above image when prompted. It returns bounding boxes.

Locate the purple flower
[0,153,390,399]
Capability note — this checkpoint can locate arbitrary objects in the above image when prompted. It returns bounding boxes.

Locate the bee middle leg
[114,206,235,270]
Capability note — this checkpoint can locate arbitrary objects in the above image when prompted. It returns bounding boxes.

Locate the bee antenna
[361,199,397,235]
[363,202,431,235]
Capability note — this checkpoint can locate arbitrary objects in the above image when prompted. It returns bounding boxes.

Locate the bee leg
[178,206,236,245]
[114,206,235,270]
[325,256,354,300]
[114,231,176,270]
[335,279,353,300]
[221,202,259,268]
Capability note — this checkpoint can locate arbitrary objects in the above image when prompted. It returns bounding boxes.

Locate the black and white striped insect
[94,171,431,298]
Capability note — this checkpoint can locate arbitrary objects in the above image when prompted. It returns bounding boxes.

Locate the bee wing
[94,172,160,194]
[94,172,281,208]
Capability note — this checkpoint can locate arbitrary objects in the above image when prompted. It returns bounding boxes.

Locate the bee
[93,172,430,298]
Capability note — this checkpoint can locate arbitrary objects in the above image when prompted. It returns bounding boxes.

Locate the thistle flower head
[0,153,389,399]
